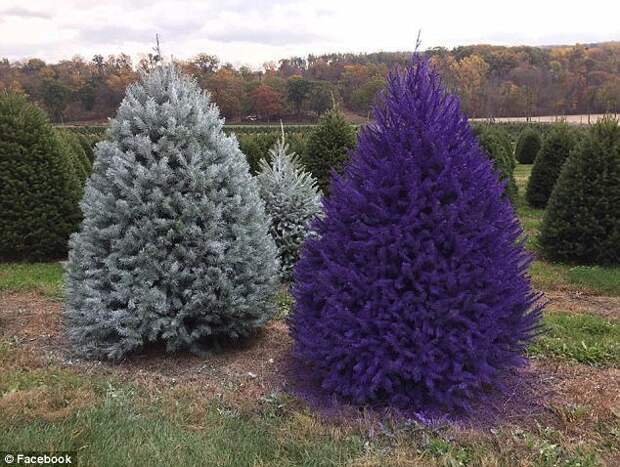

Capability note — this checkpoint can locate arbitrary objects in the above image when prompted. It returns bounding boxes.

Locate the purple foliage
[289,56,543,413]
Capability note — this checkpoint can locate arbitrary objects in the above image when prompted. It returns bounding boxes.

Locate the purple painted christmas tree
[290,56,543,412]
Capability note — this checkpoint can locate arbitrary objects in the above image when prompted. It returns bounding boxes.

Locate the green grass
[0,355,368,466]
[1,402,365,466]
[514,164,544,252]
[0,361,610,466]
[0,377,611,466]
[0,263,64,299]
[529,312,620,366]
[275,287,294,319]
[563,265,620,296]
[514,163,533,192]
[517,207,543,252]
[512,163,620,296]
[529,261,620,296]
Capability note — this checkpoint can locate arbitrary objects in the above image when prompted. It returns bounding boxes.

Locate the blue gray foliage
[65,65,280,360]
[256,132,322,279]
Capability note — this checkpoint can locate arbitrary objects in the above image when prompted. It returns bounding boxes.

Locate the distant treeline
[58,121,575,143]
[2,42,618,123]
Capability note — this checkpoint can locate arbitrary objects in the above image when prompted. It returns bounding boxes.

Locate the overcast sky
[1,0,618,68]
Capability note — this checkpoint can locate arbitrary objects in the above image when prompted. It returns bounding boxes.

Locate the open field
[58,113,613,132]
[0,164,618,466]
[472,114,618,125]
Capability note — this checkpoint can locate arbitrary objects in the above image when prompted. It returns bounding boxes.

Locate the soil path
[542,290,619,320]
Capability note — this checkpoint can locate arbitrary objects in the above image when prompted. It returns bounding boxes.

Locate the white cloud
[0,0,618,66]
[0,6,52,19]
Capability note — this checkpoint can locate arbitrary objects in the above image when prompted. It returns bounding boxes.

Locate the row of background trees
[1,42,618,123]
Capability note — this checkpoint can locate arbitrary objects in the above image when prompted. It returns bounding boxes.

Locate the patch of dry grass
[0,386,96,422]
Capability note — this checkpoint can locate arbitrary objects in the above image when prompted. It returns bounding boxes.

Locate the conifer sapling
[256,126,322,279]
[0,92,82,261]
[475,126,518,201]
[526,124,577,209]
[515,128,542,164]
[540,117,620,265]
[303,109,357,193]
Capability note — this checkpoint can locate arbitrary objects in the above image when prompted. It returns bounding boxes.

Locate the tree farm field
[0,163,618,466]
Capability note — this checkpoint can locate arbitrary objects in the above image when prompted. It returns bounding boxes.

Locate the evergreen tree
[256,129,322,279]
[515,128,541,164]
[290,57,542,412]
[495,126,514,161]
[237,132,307,175]
[57,129,92,186]
[303,109,356,193]
[475,126,518,201]
[526,124,577,209]
[0,92,82,261]
[540,117,620,265]
[74,132,103,164]
[237,132,280,174]
[65,66,280,361]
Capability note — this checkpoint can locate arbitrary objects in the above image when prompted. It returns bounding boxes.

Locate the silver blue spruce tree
[65,66,280,360]
[256,130,322,279]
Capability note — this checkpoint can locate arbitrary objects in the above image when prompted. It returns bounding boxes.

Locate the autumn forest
[1,41,619,123]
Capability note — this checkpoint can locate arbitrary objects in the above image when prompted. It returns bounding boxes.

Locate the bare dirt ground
[1,291,618,427]
[0,292,290,406]
[544,290,620,319]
